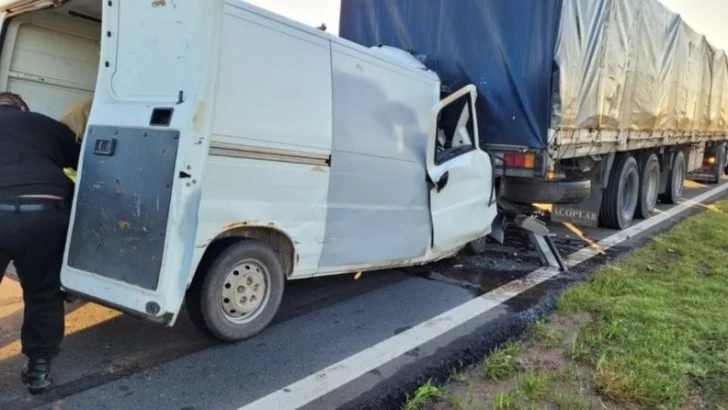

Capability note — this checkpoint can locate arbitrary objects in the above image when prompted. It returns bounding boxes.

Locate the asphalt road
[0,179,725,410]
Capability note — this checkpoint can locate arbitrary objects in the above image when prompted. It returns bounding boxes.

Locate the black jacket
[0,106,80,200]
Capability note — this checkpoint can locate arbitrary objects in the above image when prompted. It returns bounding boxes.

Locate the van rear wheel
[186,240,285,342]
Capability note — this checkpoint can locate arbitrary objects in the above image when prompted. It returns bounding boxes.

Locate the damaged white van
[0,0,497,341]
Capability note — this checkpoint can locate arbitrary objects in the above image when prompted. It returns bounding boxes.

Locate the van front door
[425,85,497,254]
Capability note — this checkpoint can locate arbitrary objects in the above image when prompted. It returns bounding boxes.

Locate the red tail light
[503,152,535,169]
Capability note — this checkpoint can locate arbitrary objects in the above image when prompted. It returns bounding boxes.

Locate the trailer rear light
[503,152,536,169]
[523,153,536,169]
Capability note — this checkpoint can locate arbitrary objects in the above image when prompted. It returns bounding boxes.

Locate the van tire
[187,240,285,342]
[635,153,660,219]
[599,154,639,230]
[659,151,685,205]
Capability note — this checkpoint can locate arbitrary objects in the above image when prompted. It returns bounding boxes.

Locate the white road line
[245,184,727,410]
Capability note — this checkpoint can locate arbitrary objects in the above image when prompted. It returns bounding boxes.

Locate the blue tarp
[339,0,564,150]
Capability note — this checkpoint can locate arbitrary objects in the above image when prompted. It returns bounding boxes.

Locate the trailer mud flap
[552,167,604,228]
[551,183,602,228]
[66,126,180,291]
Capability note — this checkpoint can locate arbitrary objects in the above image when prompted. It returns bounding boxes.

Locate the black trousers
[0,199,69,360]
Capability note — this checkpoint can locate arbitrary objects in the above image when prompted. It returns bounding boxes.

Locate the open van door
[59,1,220,326]
[426,85,497,254]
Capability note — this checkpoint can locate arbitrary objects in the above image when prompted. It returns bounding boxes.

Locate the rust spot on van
[117,220,131,230]
[224,221,250,230]
[311,166,326,172]
[192,102,206,133]
[151,0,166,7]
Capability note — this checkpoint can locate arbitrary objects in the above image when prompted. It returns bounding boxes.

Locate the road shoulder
[414,199,728,410]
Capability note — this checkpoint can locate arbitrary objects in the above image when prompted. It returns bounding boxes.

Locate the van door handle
[93,138,116,156]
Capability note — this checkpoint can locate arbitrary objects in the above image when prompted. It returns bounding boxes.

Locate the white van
[0,0,497,341]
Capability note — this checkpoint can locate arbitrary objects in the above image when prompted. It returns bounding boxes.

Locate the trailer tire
[635,153,660,219]
[187,239,285,342]
[659,151,685,205]
[599,154,639,230]
[711,142,726,184]
[500,177,590,205]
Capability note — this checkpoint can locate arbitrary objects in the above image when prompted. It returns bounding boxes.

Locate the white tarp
[552,0,728,134]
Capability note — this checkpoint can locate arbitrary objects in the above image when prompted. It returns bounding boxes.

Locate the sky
[660,0,728,51]
[246,0,728,51]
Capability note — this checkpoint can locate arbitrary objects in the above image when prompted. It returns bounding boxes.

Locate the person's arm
[57,122,82,170]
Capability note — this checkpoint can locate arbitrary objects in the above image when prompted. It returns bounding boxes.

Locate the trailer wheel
[635,153,660,219]
[599,155,639,230]
[711,142,726,184]
[187,240,285,342]
[659,151,685,205]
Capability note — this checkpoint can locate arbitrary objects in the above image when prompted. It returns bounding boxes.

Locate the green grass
[558,200,728,409]
[515,371,549,400]
[553,393,590,410]
[528,320,564,349]
[483,341,523,381]
[402,380,445,410]
[492,390,520,410]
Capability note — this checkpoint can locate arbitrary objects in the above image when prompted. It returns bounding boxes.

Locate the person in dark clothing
[0,251,10,283]
[0,92,81,395]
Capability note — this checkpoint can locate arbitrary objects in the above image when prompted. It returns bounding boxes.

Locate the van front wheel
[187,240,285,342]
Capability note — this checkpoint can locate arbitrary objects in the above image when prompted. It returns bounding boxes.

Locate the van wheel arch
[185,227,295,340]
[204,226,296,276]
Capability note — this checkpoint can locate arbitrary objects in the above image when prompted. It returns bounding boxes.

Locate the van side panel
[317,42,437,268]
[210,4,333,153]
[198,156,330,277]
[196,2,333,277]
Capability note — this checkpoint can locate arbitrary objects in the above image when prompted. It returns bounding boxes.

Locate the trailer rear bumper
[501,176,591,205]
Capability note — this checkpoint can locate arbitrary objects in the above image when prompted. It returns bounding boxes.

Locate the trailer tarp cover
[339,0,562,150]
[339,0,728,151]
[554,0,725,134]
